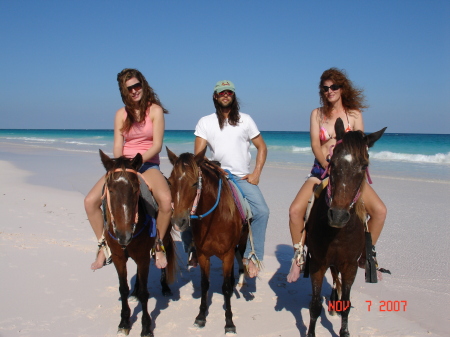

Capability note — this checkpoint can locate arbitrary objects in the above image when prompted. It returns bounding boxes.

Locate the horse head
[167,147,207,232]
[327,118,386,228]
[100,150,143,247]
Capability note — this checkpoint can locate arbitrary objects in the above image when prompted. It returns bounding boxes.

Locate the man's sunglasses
[217,90,234,97]
[322,84,341,92]
[127,82,142,92]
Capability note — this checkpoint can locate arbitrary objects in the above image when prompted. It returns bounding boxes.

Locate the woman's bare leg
[361,183,387,245]
[141,168,172,269]
[84,176,106,270]
[287,177,320,283]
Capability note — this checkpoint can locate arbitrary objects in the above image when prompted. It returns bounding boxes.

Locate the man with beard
[187,80,269,278]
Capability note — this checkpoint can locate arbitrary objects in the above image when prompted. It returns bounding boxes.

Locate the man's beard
[217,99,233,109]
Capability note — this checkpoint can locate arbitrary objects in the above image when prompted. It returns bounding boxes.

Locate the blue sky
[1,1,449,133]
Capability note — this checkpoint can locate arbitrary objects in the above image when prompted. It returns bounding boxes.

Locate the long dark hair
[212,93,241,129]
[117,68,168,134]
[319,68,368,118]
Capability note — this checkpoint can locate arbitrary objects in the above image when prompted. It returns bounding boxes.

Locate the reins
[189,167,223,219]
[171,166,223,220]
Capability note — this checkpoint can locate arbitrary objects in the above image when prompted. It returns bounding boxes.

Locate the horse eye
[362,165,368,170]
[193,182,198,188]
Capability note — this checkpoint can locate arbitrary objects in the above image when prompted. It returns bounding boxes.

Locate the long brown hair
[117,68,168,134]
[319,68,368,118]
[212,93,241,129]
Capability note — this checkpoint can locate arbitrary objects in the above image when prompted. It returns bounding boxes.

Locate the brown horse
[167,147,247,334]
[305,119,386,337]
[99,150,176,337]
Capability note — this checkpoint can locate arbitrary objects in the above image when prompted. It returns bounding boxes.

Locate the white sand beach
[0,144,449,337]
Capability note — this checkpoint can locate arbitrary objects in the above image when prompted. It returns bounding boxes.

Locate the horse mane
[174,153,236,221]
[340,130,369,223]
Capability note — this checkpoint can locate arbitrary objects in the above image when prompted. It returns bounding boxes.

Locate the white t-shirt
[194,112,260,177]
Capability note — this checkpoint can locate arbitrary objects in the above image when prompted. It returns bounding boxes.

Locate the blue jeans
[139,162,160,173]
[181,175,270,261]
[233,175,270,261]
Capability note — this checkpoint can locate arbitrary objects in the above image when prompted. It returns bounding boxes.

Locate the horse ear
[131,153,143,171]
[365,127,387,148]
[99,149,114,172]
[194,147,207,165]
[335,118,345,141]
[166,147,178,165]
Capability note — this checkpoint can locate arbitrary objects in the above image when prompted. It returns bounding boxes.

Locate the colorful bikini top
[319,109,353,141]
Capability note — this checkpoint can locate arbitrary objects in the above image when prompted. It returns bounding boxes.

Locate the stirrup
[293,242,306,272]
[97,235,112,266]
[187,244,198,268]
[151,237,166,256]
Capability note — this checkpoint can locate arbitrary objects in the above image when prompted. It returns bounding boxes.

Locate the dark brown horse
[167,147,247,334]
[305,119,386,337]
[99,150,176,337]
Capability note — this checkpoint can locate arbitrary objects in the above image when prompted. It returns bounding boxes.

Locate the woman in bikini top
[287,68,387,284]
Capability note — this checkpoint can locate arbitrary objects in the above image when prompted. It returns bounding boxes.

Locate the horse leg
[233,247,245,287]
[236,224,248,287]
[338,265,357,337]
[222,251,237,333]
[194,253,210,328]
[129,266,140,302]
[329,266,342,316]
[136,255,152,337]
[307,265,327,337]
[114,257,132,335]
[160,268,173,297]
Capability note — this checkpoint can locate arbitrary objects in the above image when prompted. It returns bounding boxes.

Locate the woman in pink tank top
[84,69,171,270]
[287,68,387,283]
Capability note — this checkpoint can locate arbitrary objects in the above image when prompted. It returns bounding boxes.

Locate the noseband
[322,139,372,209]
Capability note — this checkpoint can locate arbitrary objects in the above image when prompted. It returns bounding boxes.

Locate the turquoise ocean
[0,129,449,181]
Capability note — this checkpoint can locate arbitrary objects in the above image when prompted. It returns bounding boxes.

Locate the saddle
[227,179,253,223]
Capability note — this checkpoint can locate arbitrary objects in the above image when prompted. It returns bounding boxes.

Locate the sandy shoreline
[0,145,449,336]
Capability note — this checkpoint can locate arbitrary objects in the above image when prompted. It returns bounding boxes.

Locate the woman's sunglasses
[322,84,341,92]
[127,82,142,92]
[217,90,234,97]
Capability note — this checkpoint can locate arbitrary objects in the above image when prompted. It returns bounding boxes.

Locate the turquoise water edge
[0,129,449,181]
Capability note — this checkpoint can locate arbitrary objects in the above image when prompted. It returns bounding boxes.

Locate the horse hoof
[194,319,206,328]
[141,333,154,337]
[225,326,236,334]
[117,327,130,336]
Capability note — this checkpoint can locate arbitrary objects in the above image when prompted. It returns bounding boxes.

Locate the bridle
[101,168,142,240]
[322,139,372,209]
[171,166,223,220]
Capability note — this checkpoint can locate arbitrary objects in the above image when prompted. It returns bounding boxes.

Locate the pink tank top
[122,109,160,164]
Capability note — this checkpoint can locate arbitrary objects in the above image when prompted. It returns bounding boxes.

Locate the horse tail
[163,225,177,284]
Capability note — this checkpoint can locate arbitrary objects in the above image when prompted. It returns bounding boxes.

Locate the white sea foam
[370,151,450,164]
[65,141,107,146]
[6,137,56,143]
[291,146,311,153]
[266,145,311,153]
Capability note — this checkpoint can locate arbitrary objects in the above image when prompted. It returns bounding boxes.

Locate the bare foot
[244,259,259,278]
[91,249,106,270]
[155,251,167,269]
[287,261,301,283]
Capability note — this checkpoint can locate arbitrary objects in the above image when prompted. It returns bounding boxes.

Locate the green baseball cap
[214,80,235,93]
